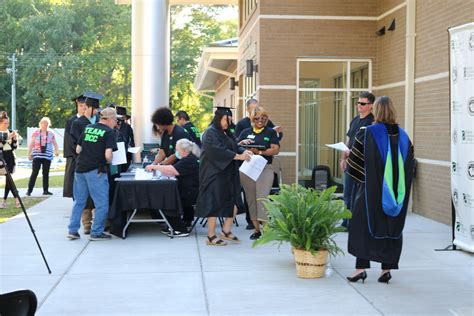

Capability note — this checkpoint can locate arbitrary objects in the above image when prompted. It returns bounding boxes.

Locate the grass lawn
[0,197,48,223]
[0,175,65,189]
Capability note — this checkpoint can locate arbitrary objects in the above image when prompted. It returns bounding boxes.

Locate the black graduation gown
[118,122,135,172]
[347,123,414,265]
[195,125,244,218]
[63,115,78,198]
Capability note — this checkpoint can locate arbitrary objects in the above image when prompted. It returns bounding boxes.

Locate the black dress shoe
[25,191,31,197]
[249,231,262,240]
[346,271,367,283]
[245,223,255,230]
[378,271,392,284]
[43,191,53,195]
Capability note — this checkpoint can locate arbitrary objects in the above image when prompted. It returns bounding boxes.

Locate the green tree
[0,0,131,135]
[170,5,237,130]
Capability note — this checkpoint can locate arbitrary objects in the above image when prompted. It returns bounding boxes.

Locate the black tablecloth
[108,177,183,236]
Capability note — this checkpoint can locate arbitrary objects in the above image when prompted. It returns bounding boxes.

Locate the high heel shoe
[378,271,392,284]
[346,271,367,283]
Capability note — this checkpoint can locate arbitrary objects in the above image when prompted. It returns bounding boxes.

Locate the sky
[173,5,238,29]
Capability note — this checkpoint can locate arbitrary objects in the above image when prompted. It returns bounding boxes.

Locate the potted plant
[253,184,351,278]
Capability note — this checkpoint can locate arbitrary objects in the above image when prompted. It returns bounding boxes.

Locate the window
[240,0,257,27]
[297,59,371,185]
[243,68,257,103]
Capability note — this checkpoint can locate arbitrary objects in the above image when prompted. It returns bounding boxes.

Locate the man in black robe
[115,106,135,172]
[340,91,375,228]
[63,96,87,198]
[195,107,252,246]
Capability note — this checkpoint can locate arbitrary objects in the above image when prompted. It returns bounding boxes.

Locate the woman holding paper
[195,107,252,246]
[237,106,280,240]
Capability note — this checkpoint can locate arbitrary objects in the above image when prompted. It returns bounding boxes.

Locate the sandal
[220,230,240,242]
[206,235,227,246]
[15,198,21,208]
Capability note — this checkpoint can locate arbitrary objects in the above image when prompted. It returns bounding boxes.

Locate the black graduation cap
[71,95,87,103]
[115,106,129,117]
[214,106,233,116]
[71,92,102,108]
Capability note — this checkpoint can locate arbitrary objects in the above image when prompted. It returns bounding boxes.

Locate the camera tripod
[1,155,51,274]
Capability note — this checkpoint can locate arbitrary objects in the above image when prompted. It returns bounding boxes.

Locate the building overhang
[116,0,237,5]
[194,46,237,92]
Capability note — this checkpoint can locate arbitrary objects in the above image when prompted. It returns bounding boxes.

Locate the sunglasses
[357,102,372,106]
[254,116,268,122]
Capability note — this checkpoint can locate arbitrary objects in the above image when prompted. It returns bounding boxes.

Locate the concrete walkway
[0,192,473,316]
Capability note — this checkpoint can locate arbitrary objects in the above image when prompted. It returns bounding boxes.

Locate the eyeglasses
[357,102,372,106]
[253,116,268,122]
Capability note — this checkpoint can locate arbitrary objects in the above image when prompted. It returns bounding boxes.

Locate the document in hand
[325,142,349,152]
[239,155,268,181]
[127,146,141,154]
[112,142,127,165]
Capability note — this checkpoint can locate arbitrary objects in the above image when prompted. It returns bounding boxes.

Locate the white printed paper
[127,146,141,154]
[112,142,127,165]
[325,142,349,152]
[135,168,153,180]
[239,155,268,181]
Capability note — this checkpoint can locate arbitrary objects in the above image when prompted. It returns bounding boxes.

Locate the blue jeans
[68,169,109,236]
[342,172,355,228]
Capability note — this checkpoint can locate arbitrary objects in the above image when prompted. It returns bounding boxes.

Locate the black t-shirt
[76,122,117,173]
[173,153,200,206]
[161,125,192,157]
[183,122,202,147]
[235,117,282,140]
[347,113,374,149]
[238,126,280,164]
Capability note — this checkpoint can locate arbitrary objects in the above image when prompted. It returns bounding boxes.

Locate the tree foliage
[0,1,237,136]
[170,5,237,130]
[0,0,131,135]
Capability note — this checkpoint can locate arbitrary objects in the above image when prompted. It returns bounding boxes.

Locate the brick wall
[376,0,405,16]
[260,19,377,85]
[415,0,474,78]
[373,85,405,125]
[411,0,474,223]
[412,163,452,225]
[374,8,406,86]
[414,78,450,161]
[260,0,377,16]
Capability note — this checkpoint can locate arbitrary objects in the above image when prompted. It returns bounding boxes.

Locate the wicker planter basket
[293,248,328,278]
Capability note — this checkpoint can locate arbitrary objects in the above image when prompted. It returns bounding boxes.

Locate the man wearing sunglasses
[340,91,375,229]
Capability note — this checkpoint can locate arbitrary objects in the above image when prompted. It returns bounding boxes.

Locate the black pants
[4,175,16,200]
[356,258,398,270]
[182,205,195,224]
[166,216,187,232]
[27,158,51,193]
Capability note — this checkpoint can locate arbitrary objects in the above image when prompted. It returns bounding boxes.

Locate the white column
[405,0,416,139]
[131,0,170,148]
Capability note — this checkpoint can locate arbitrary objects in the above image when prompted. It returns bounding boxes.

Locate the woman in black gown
[195,107,252,246]
[346,96,414,284]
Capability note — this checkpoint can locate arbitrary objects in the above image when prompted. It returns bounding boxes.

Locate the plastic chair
[310,165,343,193]
[311,165,331,191]
[0,289,38,316]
